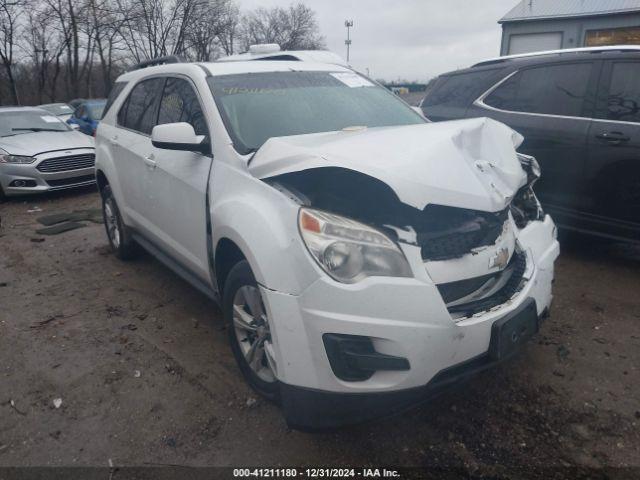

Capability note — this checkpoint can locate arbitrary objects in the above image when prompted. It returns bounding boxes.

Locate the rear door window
[119,78,165,134]
[157,78,208,135]
[600,61,640,123]
[485,62,593,117]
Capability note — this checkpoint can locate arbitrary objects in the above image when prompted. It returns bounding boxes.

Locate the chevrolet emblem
[489,248,510,270]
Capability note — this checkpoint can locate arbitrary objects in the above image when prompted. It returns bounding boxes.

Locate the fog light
[10,179,36,188]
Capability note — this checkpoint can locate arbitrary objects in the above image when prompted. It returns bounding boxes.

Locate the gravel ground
[0,187,639,478]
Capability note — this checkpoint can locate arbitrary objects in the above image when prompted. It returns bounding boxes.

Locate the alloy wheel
[232,285,277,383]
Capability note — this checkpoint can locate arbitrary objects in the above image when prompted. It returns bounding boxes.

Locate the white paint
[95,60,558,411]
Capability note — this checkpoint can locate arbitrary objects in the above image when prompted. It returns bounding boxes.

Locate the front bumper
[260,215,559,429]
[0,148,95,196]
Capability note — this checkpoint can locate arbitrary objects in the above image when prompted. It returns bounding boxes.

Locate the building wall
[500,12,640,55]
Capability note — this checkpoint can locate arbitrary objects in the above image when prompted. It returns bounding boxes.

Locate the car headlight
[0,154,36,164]
[298,208,413,283]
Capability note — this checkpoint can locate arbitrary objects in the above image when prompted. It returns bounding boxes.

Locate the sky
[238,0,520,82]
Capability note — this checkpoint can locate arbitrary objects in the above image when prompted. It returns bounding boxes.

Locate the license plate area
[489,298,538,361]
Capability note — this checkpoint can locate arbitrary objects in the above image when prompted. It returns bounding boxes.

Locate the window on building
[485,63,593,117]
[585,27,640,47]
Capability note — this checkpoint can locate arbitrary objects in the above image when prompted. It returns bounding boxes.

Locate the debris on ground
[9,400,26,416]
[52,398,62,409]
[36,222,86,236]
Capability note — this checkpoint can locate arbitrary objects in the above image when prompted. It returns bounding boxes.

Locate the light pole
[344,20,353,63]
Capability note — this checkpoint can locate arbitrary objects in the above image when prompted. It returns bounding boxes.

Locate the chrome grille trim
[36,154,95,173]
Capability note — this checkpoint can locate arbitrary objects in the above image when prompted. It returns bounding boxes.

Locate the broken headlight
[298,208,413,283]
[511,153,544,228]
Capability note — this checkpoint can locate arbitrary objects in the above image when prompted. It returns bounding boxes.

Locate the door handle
[143,154,156,169]
[595,131,630,144]
[109,135,119,145]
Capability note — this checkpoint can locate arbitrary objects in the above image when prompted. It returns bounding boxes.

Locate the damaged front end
[511,153,545,229]
[254,118,549,320]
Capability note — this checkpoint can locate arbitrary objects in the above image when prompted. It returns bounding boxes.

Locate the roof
[218,50,348,66]
[500,0,640,23]
[118,60,350,82]
[0,106,48,113]
[474,45,640,66]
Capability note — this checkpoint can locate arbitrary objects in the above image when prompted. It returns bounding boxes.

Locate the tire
[0,184,5,202]
[223,260,280,402]
[101,184,138,260]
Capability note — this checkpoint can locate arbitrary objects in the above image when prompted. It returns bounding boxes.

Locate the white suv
[95,56,559,430]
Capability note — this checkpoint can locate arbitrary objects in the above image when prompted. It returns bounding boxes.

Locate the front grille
[437,250,527,318]
[418,205,509,262]
[37,154,95,173]
[46,174,95,187]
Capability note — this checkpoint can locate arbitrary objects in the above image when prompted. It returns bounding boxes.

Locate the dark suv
[420,46,640,242]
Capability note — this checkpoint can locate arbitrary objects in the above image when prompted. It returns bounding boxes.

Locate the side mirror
[151,122,209,154]
[69,123,80,131]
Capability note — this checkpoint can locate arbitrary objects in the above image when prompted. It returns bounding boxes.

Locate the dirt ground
[1,187,639,478]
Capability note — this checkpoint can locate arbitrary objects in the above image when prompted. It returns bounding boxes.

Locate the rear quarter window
[421,69,500,108]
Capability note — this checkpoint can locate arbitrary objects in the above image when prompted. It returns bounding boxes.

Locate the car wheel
[101,185,138,260]
[223,260,280,402]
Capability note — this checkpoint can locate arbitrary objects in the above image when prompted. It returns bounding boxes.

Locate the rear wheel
[223,260,279,402]
[101,185,138,260]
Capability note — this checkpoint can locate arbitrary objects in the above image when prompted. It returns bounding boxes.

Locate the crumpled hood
[249,117,526,212]
[0,130,94,157]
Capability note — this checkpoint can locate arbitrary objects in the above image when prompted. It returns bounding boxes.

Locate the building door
[508,32,562,55]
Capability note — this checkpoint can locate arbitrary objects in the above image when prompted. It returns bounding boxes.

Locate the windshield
[0,111,70,137]
[40,104,74,116]
[208,71,424,153]
[86,101,106,119]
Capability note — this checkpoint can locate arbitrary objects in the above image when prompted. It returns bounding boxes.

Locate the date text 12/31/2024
[233,468,401,478]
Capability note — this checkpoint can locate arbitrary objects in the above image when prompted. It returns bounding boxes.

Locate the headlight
[298,208,413,283]
[0,154,36,164]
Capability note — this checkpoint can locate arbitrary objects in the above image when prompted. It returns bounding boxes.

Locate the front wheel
[101,185,138,260]
[223,260,280,402]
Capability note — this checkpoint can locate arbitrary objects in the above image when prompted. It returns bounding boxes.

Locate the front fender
[210,162,320,295]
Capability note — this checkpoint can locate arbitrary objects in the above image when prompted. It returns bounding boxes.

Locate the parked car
[68,99,106,135]
[0,107,95,199]
[95,57,559,429]
[420,45,640,243]
[68,98,86,109]
[37,102,75,122]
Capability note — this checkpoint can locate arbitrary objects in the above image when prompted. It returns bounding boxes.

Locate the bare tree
[184,0,237,61]
[240,3,325,52]
[0,0,23,104]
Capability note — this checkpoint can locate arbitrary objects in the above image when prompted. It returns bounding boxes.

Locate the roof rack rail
[130,55,185,71]
[473,45,640,68]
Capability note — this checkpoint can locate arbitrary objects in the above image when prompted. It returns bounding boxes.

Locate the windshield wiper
[12,127,65,133]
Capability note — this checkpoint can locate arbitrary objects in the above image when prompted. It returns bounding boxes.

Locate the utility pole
[345,20,353,63]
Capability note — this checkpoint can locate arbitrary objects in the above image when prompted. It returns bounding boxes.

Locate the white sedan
[0,107,95,199]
